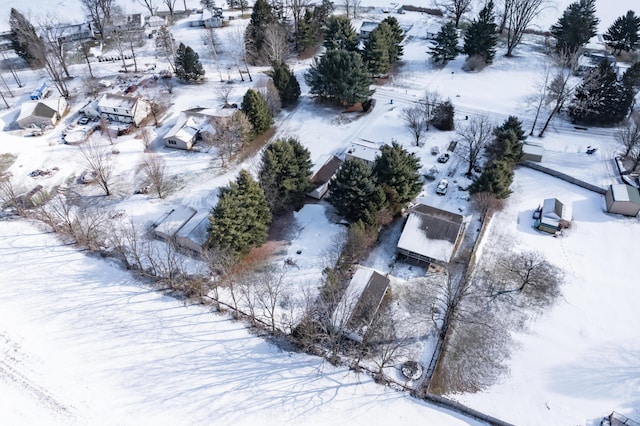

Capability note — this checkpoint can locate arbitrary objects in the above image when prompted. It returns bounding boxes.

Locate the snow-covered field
[1,0,639,424]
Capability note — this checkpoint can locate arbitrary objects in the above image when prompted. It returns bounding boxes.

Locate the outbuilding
[605,184,640,217]
[154,206,197,240]
[175,212,209,254]
[17,98,68,129]
[345,139,382,166]
[536,198,572,233]
[307,155,343,199]
[522,142,544,162]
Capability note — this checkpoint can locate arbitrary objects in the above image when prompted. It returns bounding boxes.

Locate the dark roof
[32,102,57,118]
[310,156,343,185]
[411,204,464,244]
[347,270,390,333]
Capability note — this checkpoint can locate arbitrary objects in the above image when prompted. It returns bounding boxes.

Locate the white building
[154,206,197,240]
[175,212,210,253]
[97,94,150,125]
[17,98,68,129]
[345,139,383,165]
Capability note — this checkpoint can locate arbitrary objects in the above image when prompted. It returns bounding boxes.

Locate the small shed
[154,206,197,240]
[605,184,640,217]
[397,204,465,267]
[308,155,343,199]
[175,211,209,253]
[522,142,544,162]
[359,21,379,39]
[537,198,571,233]
[345,139,382,166]
[332,266,390,343]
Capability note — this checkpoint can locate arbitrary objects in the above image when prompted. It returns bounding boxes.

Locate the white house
[345,139,383,165]
[189,9,223,28]
[175,212,209,253]
[164,115,201,150]
[307,155,343,199]
[97,93,150,125]
[17,98,68,129]
[147,15,166,28]
[359,21,379,39]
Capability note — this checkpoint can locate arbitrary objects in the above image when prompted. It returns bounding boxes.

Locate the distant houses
[17,98,68,129]
[332,266,390,343]
[97,93,151,126]
[605,184,640,217]
[189,8,224,28]
[396,204,466,268]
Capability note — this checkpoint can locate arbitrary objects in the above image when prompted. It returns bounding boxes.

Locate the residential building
[345,139,383,166]
[536,198,572,233]
[605,184,640,217]
[17,98,68,129]
[307,155,343,199]
[97,93,150,125]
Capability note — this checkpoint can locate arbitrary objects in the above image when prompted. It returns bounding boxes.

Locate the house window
[168,140,176,145]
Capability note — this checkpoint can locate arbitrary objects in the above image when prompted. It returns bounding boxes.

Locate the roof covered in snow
[610,184,640,204]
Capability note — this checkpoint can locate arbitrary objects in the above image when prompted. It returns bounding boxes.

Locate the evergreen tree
[207,169,272,256]
[296,8,316,52]
[241,89,274,134]
[550,0,599,55]
[622,62,640,94]
[312,0,335,36]
[463,0,498,64]
[487,116,526,164]
[259,137,313,214]
[245,0,275,64]
[430,22,459,64]
[381,16,404,62]
[269,62,301,107]
[469,159,514,199]
[305,49,374,105]
[9,8,45,68]
[569,59,634,125]
[363,22,392,76]
[372,142,422,214]
[174,43,205,81]
[604,10,640,54]
[431,100,455,130]
[327,159,387,225]
[323,15,359,52]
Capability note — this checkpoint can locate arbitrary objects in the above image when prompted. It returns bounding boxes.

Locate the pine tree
[241,89,274,134]
[604,10,640,54]
[569,59,634,125]
[323,15,359,52]
[487,116,526,164]
[550,0,599,55]
[430,22,459,64]
[469,159,514,199]
[312,0,335,36]
[305,49,374,105]
[327,159,387,225]
[207,169,272,256]
[296,8,316,52]
[363,22,392,76]
[622,62,640,94]
[269,62,301,107]
[372,142,422,214]
[431,100,455,130]
[245,0,275,64]
[382,16,404,62]
[463,0,498,64]
[259,137,313,214]
[9,8,45,68]
[174,43,205,81]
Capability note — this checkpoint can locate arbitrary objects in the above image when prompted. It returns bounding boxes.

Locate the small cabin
[605,184,640,217]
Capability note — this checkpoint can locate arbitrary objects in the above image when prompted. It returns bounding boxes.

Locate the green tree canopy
[486,116,526,164]
[241,88,274,134]
[431,100,455,131]
[604,10,640,54]
[208,169,272,256]
[550,0,599,54]
[327,159,387,225]
[305,49,374,105]
[269,61,301,107]
[363,22,393,76]
[259,137,313,214]
[372,142,422,214]
[382,16,404,62]
[9,8,45,68]
[469,159,514,199]
[463,0,498,64]
[430,22,459,64]
[174,43,205,81]
[323,15,359,51]
[245,0,275,63]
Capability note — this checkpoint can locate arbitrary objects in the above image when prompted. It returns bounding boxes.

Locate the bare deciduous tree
[140,153,169,198]
[136,0,156,16]
[286,0,312,33]
[203,111,253,168]
[423,90,442,131]
[156,25,176,72]
[435,0,473,28]
[401,105,427,146]
[99,116,114,144]
[263,23,290,66]
[256,266,289,334]
[38,16,72,79]
[366,310,409,377]
[201,28,224,81]
[163,0,178,23]
[504,0,547,57]
[81,0,118,40]
[139,127,153,151]
[257,79,282,117]
[471,191,504,220]
[615,122,640,158]
[457,115,493,176]
[79,138,114,196]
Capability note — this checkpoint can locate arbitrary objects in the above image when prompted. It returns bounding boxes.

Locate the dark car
[438,153,450,163]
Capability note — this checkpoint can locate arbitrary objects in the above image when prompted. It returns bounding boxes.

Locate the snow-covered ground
[1,0,639,424]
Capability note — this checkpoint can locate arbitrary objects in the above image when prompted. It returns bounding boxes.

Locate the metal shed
[605,184,640,217]
[154,206,197,241]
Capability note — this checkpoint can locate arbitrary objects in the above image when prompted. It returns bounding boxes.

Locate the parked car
[78,116,90,125]
[438,153,450,163]
[436,178,449,195]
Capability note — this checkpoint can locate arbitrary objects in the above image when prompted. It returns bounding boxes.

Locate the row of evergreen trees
[469,116,526,199]
[305,15,404,106]
[207,138,313,257]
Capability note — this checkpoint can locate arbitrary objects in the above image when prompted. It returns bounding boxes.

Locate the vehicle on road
[438,153,450,163]
[436,178,448,195]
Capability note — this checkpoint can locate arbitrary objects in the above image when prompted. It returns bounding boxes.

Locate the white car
[436,178,449,195]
